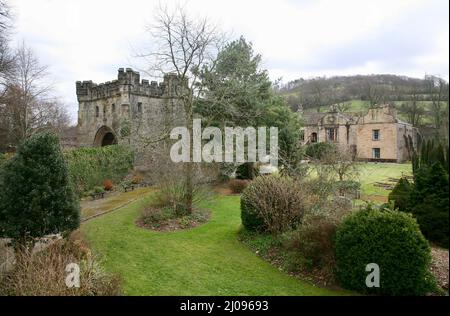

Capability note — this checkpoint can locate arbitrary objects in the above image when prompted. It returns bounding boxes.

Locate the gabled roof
[301,112,326,125]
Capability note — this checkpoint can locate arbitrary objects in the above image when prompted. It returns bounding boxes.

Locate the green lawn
[308,162,412,202]
[81,194,346,296]
[358,162,412,198]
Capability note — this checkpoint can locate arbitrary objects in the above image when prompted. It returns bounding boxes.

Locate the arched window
[311,132,317,143]
[137,102,142,114]
[95,106,99,117]
[103,105,107,116]
[112,103,116,113]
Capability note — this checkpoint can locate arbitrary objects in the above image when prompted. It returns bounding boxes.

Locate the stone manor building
[300,104,419,162]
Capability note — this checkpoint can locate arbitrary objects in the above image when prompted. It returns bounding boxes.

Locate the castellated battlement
[76,68,186,151]
[76,68,181,101]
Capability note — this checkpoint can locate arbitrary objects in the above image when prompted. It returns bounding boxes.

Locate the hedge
[64,145,134,196]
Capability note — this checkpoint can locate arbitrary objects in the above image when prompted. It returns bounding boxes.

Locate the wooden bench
[124,185,135,192]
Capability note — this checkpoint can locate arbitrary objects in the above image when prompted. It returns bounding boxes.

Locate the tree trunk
[184,98,194,214]
[185,160,193,213]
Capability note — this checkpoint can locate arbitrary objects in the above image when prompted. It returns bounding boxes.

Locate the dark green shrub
[0,132,80,245]
[410,163,449,248]
[388,177,412,211]
[65,145,134,196]
[412,138,449,174]
[388,164,449,248]
[92,186,104,194]
[335,205,436,295]
[236,162,258,180]
[305,142,334,160]
[412,195,449,248]
[240,175,306,234]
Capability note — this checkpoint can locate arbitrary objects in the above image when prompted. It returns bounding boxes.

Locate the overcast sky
[10,0,450,122]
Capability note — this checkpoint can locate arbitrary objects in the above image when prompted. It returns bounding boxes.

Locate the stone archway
[93,126,118,147]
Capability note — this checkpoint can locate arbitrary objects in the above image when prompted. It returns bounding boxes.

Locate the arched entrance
[93,126,118,147]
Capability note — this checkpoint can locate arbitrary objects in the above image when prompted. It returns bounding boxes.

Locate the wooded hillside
[277,74,449,138]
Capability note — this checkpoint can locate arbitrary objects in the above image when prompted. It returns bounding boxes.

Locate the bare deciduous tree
[309,77,330,112]
[0,0,14,93]
[399,84,425,127]
[1,42,70,149]
[425,75,449,135]
[315,144,359,182]
[0,0,11,147]
[139,5,224,212]
[360,78,387,107]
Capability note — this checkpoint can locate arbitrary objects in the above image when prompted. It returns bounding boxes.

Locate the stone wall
[397,123,417,162]
[355,122,398,161]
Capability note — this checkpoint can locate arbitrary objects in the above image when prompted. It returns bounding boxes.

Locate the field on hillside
[298,98,437,126]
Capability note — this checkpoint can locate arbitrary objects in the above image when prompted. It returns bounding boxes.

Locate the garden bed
[238,229,339,289]
[136,207,211,232]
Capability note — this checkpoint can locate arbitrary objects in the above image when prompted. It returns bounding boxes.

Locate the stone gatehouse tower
[76,68,184,152]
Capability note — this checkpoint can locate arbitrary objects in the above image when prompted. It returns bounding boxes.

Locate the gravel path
[430,247,449,292]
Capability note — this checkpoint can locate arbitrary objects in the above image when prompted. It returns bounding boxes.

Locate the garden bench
[90,192,105,200]
[124,185,135,192]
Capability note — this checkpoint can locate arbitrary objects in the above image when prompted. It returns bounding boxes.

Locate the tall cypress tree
[388,177,412,212]
[0,132,80,247]
[411,163,449,248]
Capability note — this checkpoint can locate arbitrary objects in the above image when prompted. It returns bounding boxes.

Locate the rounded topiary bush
[388,177,412,212]
[240,175,306,234]
[0,132,80,246]
[335,206,436,295]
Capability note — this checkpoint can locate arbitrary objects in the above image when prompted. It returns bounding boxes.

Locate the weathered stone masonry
[76,68,184,150]
[300,104,419,162]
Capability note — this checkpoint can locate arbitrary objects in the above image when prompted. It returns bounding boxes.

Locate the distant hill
[276,74,449,133]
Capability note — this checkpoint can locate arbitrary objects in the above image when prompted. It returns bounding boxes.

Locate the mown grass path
[82,194,346,295]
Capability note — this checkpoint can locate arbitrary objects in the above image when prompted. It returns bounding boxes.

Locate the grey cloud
[270,0,448,76]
